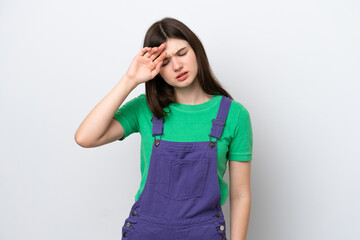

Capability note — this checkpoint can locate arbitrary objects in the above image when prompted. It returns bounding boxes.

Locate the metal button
[216,212,221,218]
[222,237,226,240]
[209,141,215,148]
[126,222,131,227]
[220,225,225,231]
[123,232,127,238]
[132,210,137,216]
[155,140,160,146]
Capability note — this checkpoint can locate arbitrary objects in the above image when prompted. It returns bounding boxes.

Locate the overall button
[123,232,127,238]
[220,225,225,231]
[126,222,131,227]
[155,140,160,146]
[209,142,216,148]
[132,210,137,216]
[216,212,221,218]
[222,237,226,240]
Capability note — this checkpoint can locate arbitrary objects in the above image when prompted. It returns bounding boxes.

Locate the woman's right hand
[125,42,167,85]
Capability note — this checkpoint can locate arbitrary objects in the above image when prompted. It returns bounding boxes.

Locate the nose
[172,58,183,72]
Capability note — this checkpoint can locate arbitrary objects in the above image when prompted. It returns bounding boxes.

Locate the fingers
[153,50,167,66]
[142,42,166,59]
[149,43,166,60]
[145,47,158,58]
[139,47,152,57]
[151,58,163,79]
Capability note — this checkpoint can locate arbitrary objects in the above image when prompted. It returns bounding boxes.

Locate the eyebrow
[163,46,187,60]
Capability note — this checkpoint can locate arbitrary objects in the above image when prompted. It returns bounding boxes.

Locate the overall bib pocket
[155,150,210,200]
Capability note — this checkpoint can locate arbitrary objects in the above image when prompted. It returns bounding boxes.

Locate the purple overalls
[121,95,232,240]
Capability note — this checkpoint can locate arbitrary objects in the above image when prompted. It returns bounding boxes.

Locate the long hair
[143,17,233,119]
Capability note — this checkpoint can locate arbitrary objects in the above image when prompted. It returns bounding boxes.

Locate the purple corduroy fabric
[122,96,232,240]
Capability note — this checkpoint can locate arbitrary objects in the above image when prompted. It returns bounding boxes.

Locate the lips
[176,71,188,78]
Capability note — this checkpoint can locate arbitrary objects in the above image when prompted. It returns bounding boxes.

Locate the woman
[75,17,252,240]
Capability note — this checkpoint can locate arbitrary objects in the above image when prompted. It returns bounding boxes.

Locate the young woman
[75,17,252,240]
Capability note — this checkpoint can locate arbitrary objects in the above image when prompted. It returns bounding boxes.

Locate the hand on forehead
[162,38,189,57]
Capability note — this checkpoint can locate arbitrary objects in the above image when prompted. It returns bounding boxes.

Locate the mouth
[176,71,189,80]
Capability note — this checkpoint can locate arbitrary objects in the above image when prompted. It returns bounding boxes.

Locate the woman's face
[159,38,198,89]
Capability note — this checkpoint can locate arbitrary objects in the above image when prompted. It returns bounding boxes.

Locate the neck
[174,81,213,105]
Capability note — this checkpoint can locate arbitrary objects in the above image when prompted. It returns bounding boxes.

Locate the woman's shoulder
[228,97,247,112]
[132,94,250,118]
[133,93,146,102]
[118,93,149,114]
[227,97,251,122]
[132,93,153,114]
[126,93,147,106]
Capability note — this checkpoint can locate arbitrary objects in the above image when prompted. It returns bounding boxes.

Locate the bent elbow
[74,134,92,148]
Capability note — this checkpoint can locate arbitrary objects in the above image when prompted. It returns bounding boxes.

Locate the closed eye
[162,51,188,67]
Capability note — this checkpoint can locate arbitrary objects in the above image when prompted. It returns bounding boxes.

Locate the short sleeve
[227,106,253,161]
[113,94,143,141]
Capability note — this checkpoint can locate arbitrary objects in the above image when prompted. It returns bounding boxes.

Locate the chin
[174,79,196,89]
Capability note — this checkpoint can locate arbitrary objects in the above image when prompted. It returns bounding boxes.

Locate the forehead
[163,38,189,55]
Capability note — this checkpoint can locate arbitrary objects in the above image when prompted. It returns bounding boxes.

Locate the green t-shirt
[113,93,253,206]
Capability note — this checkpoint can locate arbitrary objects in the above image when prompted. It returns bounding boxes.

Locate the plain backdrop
[1,0,359,239]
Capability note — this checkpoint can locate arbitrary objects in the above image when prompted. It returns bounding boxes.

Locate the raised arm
[74,43,167,148]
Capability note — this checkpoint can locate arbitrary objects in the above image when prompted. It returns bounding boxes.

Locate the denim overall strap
[151,116,164,136]
[209,96,232,139]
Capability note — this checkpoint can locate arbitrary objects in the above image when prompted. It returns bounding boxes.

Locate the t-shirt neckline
[170,95,221,112]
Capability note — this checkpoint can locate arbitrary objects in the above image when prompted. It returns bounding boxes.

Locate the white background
[1,0,359,239]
